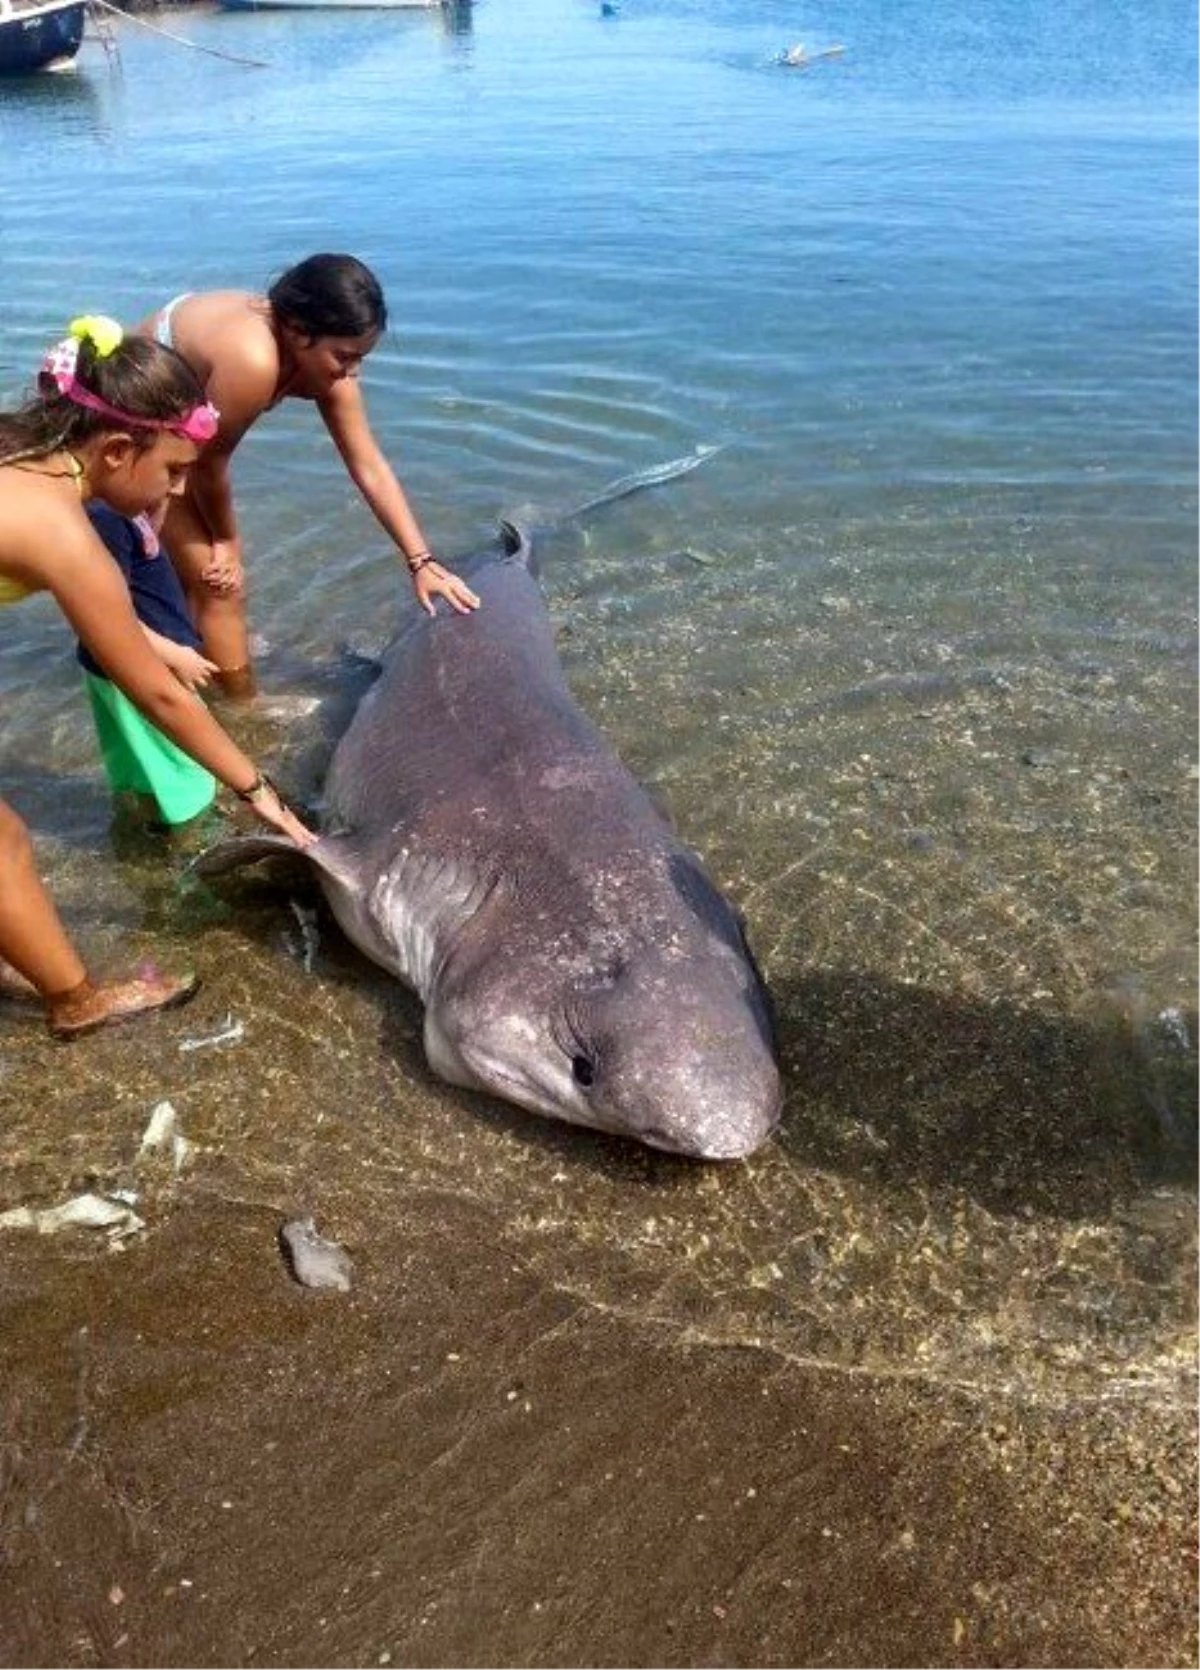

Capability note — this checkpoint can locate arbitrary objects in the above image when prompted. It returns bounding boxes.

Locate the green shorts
[83,673,217,826]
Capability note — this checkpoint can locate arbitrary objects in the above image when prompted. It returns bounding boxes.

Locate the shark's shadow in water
[182,840,1197,1224]
[773,968,1197,1219]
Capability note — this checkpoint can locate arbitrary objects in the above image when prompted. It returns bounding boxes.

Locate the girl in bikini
[0,315,314,1039]
[136,252,480,699]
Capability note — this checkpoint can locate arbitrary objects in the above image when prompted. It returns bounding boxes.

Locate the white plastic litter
[138,1099,193,1172]
[0,1192,144,1238]
[178,1014,244,1052]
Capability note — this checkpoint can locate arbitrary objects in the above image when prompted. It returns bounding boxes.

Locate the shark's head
[424,898,782,1161]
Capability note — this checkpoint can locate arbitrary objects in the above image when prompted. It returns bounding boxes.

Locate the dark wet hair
[267,253,388,342]
[0,334,207,466]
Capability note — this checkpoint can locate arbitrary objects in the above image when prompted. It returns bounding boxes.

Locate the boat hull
[0,0,85,72]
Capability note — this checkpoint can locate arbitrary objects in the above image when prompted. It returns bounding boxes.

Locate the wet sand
[0,945,1195,1669]
[0,1197,1196,1669]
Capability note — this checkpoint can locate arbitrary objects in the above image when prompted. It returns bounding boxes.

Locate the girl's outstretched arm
[319,378,480,617]
[140,624,220,691]
[45,509,315,846]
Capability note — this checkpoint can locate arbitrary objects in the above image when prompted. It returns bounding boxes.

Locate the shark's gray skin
[198,524,782,1159]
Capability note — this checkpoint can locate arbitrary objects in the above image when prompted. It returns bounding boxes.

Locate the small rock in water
[279,1216,354,1292]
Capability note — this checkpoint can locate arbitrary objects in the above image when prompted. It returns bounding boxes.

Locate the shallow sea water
[0,0,1196,1416]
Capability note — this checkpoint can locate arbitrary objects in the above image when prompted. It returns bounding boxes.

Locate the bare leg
[212,662,258,701]
[160,495,257,699]
[0,796,87,996]
[0,796,199,1037]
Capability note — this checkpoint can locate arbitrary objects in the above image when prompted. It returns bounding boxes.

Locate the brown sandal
[48,967,200,1040]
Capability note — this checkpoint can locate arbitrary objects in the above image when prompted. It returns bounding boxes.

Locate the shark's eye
[572,1055,596,1088]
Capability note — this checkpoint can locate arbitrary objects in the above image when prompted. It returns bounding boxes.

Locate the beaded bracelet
[235,769,276,803]
[407,553,436,577]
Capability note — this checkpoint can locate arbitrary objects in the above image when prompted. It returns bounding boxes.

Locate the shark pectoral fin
[305,832,372,893]
[189,832,360,891]
[189,834,304,879]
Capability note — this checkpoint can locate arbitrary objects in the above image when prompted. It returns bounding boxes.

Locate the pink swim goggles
[41,337,220,444]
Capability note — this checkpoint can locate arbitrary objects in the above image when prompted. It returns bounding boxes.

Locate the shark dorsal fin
[499,517,537,575]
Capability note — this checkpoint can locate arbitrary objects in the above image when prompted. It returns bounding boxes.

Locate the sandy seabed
[0,916,1195,1669]
[1,587,1196,1668]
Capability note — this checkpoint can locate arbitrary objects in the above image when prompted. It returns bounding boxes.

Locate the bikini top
[0,451,85,606]
[0,573,34,606]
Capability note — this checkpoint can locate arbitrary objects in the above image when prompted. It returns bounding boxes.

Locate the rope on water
[88,0,271,68]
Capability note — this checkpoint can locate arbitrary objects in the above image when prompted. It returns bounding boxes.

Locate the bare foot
[47,966,200,1040]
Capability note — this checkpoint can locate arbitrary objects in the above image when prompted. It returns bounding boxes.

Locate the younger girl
[79,500,220,832]
[0,316,314,1038]
[135,253,481,697]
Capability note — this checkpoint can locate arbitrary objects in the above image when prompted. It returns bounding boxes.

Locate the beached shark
[196,495,782,1159]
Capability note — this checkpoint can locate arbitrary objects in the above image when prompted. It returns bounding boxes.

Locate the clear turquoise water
[1,0,1195,718]
[0,0,1196,1400]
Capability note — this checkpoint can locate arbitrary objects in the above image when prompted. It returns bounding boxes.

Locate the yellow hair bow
[68,314,123,358]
